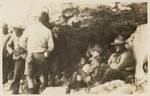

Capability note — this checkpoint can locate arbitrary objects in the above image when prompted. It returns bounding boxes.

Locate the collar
[115,47,127,56]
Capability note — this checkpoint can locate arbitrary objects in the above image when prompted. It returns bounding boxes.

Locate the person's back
[24,22,53,53]
[19,11,54,94]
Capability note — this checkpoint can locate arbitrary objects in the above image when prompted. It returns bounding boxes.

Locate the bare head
[2,23,8,35]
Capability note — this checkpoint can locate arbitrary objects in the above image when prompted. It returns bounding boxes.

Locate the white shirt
[19,22,54,53]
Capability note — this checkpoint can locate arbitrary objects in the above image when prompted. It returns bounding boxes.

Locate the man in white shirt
[19,11,54,94]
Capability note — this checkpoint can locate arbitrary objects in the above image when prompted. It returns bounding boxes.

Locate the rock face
[126,24,148,83]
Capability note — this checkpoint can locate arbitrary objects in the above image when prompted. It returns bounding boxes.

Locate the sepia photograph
[0,0,149,95]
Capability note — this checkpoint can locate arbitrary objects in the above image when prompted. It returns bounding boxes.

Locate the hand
[93,51,99,57]
[9,50,14,54]
[44,51,48,57]
[110,63,118,70]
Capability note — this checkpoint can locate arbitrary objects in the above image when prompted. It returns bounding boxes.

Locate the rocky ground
[2,74,148,95]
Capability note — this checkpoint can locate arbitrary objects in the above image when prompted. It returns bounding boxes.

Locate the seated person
[66,50,103,94]
[97,34,136,85]
[66,57,89,94]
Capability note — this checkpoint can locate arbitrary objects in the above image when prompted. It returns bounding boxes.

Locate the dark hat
[111,34,127,45]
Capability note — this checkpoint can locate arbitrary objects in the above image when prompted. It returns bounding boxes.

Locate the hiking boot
[66,87,71,94]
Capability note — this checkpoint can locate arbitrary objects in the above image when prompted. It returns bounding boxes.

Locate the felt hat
[111,34,127,45]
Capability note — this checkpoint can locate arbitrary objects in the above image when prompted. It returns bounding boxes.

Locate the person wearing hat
[2,23,13,84]
[19,11,54,94]
[97,34,136,85]
[6,26,27,94]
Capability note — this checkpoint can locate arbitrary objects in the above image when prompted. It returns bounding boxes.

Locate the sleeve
[47,31,54,53]
[116,52,132,70]
[19,28,28,50]
[6,36,14,54]
[85,46,93,58]
[108,54,114,65]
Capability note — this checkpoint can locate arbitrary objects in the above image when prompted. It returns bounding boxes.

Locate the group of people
[3,11,54,94]
[2,10,136,94]
[66,35,136,94]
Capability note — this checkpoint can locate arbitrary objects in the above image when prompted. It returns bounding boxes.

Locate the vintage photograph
[0,0,148,95]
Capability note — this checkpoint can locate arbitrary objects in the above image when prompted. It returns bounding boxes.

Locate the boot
[34,85,40,94]
[66,86,71,94]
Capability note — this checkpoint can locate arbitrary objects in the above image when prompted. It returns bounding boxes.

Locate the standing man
[19,11,54,94]
[2,23,13,84]
[98,34,136,84]
[6,26,27,94]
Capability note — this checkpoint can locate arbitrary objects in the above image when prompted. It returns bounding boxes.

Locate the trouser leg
[3,60,9,84]
[34,76,41,94]
[100,68,123,84]
[11,58,25,94]
[66,72,77,94]
[27,76,36,94]
[97,63,110,81]
[68,72,78,88]
[3,57,12,84]
[77,69,92,91]
[43,67,48,87]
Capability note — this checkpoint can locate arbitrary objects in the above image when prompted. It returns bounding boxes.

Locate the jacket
[108,48,135,72]
[6,34,27,60]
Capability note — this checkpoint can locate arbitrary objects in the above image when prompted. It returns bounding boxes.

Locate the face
[15,28,22,37]
[3,28,8,35]
[115,45,123,52]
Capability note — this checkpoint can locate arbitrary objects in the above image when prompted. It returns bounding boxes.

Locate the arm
[47,31,54,54]
[6,36,14,54]
[19,29,28,50]
[115,52,132,70]
[108,54,115,66]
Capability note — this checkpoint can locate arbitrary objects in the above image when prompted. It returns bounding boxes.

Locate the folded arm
[114,52,132,70]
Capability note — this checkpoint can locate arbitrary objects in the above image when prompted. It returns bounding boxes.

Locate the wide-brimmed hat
[111,34,127,45]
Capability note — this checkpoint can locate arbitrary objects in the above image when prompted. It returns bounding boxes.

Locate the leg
[32,53,47,93]
[48,57,59,87]
[66,72,77,94]
[77,69,92,91]
[3,56,12,84]
[34,76,41,94]
[97,63,110,81]
[43,71,48,87]
[27,76,36,94]
[100,68,123,84]
[11,58,25,94]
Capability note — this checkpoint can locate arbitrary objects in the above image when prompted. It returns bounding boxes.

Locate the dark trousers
[3,55,14,84]
[68,69,90,89]
[26,52,48,94]
[10,58,25,94]
[98,63,133,84]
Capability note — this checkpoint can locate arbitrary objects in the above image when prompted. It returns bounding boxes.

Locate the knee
[100,63,108,69]
[85,76,92,83]
[104,68,114,76]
